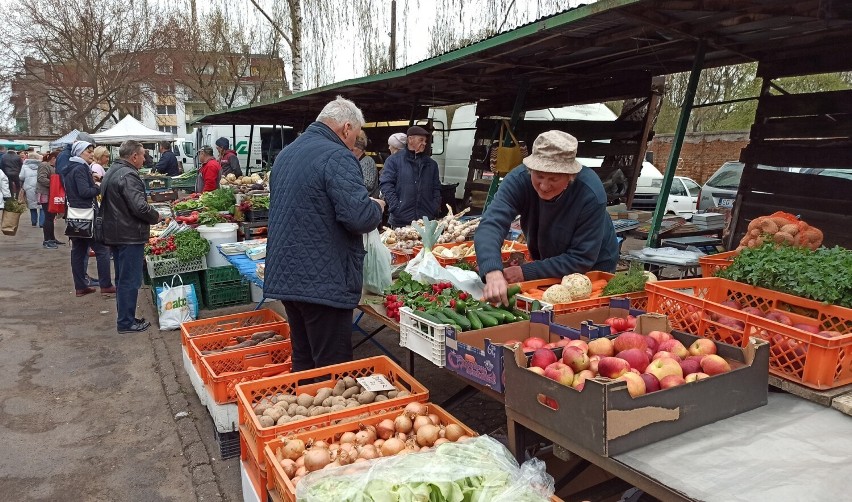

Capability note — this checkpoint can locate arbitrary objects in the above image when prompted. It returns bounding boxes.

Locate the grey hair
[119,140,144,159]
[28,152,42,160]
[316,96,365,128]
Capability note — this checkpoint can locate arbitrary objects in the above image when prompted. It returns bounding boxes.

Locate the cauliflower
[561,273,592,300]
[542,284,574,304]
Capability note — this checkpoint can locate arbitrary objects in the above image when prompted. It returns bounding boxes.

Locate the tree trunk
[290,0,304,92]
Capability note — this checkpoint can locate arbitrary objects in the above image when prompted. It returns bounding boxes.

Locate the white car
[632,176,701,216]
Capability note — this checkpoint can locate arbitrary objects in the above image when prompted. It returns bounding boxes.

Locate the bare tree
[3,0,166,134]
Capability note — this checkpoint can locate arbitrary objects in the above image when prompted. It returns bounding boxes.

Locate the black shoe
[118,321,151,334]
[134,317,146,324]
[51,240,66,245]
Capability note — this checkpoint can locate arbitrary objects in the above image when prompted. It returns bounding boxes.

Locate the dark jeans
[41,203,57,242]
[282,301,354,372]
[70,238,112,290]
[113,244,145,330]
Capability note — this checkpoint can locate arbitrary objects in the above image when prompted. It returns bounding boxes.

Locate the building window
[158,125,178,134]
[156,104,177,115]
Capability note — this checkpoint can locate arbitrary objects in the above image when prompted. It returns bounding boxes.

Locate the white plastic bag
[405,249,486,300]
[363,229,392,294]
[156,275,199,331]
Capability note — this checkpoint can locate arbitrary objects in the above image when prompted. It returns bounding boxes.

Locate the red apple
[555,338,572,347]
[660,375,686,389]
[626,315,637,329]
[740,307,765,317]
[658,339,689,359]
[562,346,590,372]
[646,357,684,382]
[765,312,793,326]
[678,358,701,376]
[644,336,659,353]
[530,348,557,370]
[588,355,600,374]
[524,337,547,350]
[689,338,717,357]
[685,372,710,383]
[527,366,545,375]
[618,372,647,397]
[640,373,661,393]
[645,348,655,360]
[647,330,673,346]
[616,348,649,372]
[587,337,615,357]
[544,342,559,349]
[792,323,820,334]
[543,362,575,386]
[597,357,630,379]
[685,355,705,365]
[613,332,647,353]
[652,351,682,362]
[700,354,731,375]
[566,339,589,353]
[572,369,595,390]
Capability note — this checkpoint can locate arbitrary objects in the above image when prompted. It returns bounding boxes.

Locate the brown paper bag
[2,209,22,236]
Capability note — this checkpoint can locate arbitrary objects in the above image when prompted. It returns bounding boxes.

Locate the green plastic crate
[203,281,251,310]
[202,266,243,286]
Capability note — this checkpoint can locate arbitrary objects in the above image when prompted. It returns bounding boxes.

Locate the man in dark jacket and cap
[265,96,385,371]
[379,125,441,228]
[1,146,24,195]
[153,141,180,176]
[100,140,161,333]
[215,137,243,178]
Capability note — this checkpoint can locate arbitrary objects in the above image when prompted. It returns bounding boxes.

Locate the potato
[397,390,411,397]
[308,407,329,417]
[357,391,377,404]
[290,414,307,421]
[287,403,299,416]
[280,394,298,405]
[321,397,334,407]
[264,407,285,421]
[387,390,398,399]
[345,400,359,408]
[332,380,347,397]
[313,388,333,406]
[343,376,358,388]
[276,415,292,425]
[258,416,275,427]
[330,404,346,412]
[341,387,360,399]
[296,393,314,408]
[331,396,346,405]
[253,403,271,416]
[294,405,310,417]
[374,395,388,402]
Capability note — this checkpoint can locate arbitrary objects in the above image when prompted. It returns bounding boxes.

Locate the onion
[376,419,395,440]
[354,457,368,463]
[396,432,408,442]
[428,413,440,426]
[404,402,428,418]
[394,414,413,434]
[443,424,466,442]
[358,444,379,460]
[280,459,297,478]
[433,438,449,447]
[328,444,340,452]
[397,448,412,456]
[295,456,305,468]
[355,429,376,446]
[304,448,331,472]
[325,460,341,470]
[312,440,329,450]
[413,415,432,433]
[282,438,305,460]
[374,439,385,449]
[340,431,357,444]
[416,424,440,447]
[335,449,354,466]
[294,466,306,477]
[457,435,472,442]
[381,437,406,456]
[291,475,301,486]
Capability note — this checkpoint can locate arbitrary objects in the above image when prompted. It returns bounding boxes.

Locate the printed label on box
[357,375,395,392]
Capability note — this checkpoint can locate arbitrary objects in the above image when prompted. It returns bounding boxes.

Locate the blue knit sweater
[474,166,618,280]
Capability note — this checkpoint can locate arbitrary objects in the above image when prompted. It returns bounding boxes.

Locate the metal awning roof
[196,0,852,126]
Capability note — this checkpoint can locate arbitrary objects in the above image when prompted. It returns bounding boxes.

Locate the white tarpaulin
[50,129,79,149]
[91,116,175,144]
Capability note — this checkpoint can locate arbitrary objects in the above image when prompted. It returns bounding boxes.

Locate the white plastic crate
[514,294,554,314]
[146,255,207,278]
[182,345,239,432]
[181,346,207,406]
[240,460,262,502]
[398,306,447,368]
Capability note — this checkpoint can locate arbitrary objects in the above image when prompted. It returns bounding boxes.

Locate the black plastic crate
[213,429,240,460]
[244,209,269,222]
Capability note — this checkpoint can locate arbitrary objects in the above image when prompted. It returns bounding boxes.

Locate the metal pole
[246,124,255,174]
[646,41,706,248]
[390,0,397,70]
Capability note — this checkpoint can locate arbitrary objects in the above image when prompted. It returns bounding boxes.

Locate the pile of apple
[526,330,733,397]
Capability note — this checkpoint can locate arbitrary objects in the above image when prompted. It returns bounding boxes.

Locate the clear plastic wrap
[295,435,554,502]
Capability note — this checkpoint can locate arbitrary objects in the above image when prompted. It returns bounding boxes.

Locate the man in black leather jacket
[100,140,161,333]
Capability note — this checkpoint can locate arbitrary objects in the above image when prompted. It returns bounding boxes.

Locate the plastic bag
[156,275,199,330]
[296,435,554,502]
[363,229,392,294]
[405,249,485,300]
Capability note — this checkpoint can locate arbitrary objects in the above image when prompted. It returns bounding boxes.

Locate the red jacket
[200,159,221,192]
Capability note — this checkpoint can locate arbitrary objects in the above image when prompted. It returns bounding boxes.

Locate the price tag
[356,375,395,392]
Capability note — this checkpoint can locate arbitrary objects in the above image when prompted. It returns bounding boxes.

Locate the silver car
[697,161,743,210]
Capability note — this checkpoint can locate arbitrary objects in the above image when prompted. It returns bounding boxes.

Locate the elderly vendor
[475,130,619,306]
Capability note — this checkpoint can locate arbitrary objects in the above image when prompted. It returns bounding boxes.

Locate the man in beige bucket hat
[475,130,619,306]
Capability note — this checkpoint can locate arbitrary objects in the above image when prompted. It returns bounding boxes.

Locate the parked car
[632,175,702,216]
[697,161,744,210]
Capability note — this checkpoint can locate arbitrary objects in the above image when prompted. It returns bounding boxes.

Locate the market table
[507,392,852,502]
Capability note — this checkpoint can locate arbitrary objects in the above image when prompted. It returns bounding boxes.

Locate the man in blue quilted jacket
[266,96,385,371]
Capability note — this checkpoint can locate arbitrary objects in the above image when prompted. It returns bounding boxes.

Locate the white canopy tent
[91,115,175,144]
[50,129,80,149]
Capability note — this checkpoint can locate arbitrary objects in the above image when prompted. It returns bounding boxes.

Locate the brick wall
[647,131,750,184]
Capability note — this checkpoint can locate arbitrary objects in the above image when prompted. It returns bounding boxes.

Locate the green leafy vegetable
[199,188,236,211]
[717,243,852,308]
[603,263,648,295]
[173,230,210,262]
[197,211,225,226]
[173,199,204,211]
[3,198,27,213]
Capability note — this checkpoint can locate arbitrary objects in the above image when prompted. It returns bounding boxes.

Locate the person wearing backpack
[215,137,242,178]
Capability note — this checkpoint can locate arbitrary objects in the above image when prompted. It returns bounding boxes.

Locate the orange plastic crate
[390,248,416,265]
[180,308,286,348]
[240,434,268,501]
[187,323,290,368]
[236,356,429,470]
[646,277,852,389]
[416,240,531,267]
[200,341,293,404]
[263,403,476,502]
[698,250,738,277]
[514,271,649,314]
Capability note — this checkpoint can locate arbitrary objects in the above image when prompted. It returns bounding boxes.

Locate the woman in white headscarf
[65,140,114,297]
[387,132,406,156]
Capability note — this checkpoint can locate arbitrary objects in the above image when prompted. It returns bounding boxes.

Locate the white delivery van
[191,125,297,174]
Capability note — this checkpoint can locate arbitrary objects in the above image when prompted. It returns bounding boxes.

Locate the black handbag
[65,202,96,238]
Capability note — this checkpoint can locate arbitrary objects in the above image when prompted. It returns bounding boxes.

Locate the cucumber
[454,302,467,314]
[531,300,542,312]
[466,310,483,330]
[515,310,530,320]
[415,311,444,325]
[507,284,521,297]
[474,310,500,328]
[441,308,472,331]
[483,304,515,323]
[432,311,455,325]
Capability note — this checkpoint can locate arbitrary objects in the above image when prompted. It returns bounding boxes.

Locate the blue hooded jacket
[379,148,441,227]
[264,122,383,309]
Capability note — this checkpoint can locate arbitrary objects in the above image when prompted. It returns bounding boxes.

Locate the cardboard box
[503,313,769,456]
[551,298,645,339]
[444,311,578,393]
